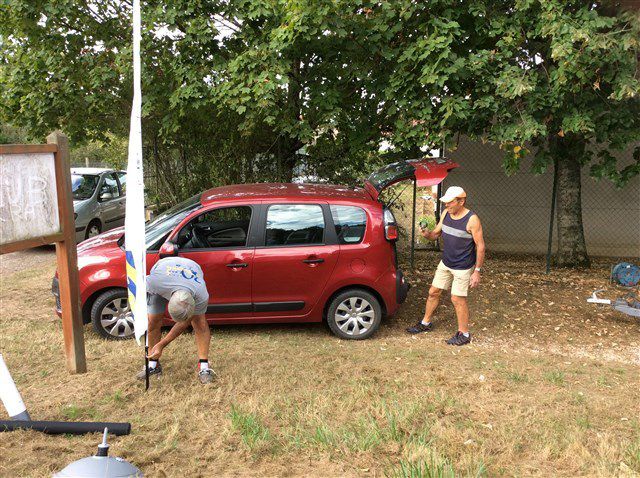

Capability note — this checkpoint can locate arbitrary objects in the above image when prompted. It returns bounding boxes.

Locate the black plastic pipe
[0,420,131,435]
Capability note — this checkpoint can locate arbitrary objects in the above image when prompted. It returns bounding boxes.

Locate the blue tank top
[441,210,476,270]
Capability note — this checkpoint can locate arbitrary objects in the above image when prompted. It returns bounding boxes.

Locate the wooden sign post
[0,132,87,373]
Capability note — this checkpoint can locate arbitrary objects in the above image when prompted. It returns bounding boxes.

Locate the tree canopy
[1,1,638,200]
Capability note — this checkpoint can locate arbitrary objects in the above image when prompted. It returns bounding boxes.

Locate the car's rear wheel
[326,289,382,340]
[90,289,134,340]
[85,219,102,240]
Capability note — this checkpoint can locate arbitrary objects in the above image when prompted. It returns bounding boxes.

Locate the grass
[386,453,487,478]
[386,455,456,478]
[60,404,100,421]
[1,250,640,477]
[229,405,271,450]
[625,439,640,473]
[544,370,566,386]
[506,371,529,383]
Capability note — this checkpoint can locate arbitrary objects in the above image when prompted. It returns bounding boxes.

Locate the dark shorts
[147,293,169,315]
[147,293,208,316]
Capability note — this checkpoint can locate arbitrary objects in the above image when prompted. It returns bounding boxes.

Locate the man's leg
[190,314,215,384]
[423,286,443,323]
[407,261,453,334]
[135,313,164,380]
[450,295,469,333]
[190,314,210,362]
[147,313,164,350]
[407,285,444,334]
[446,269,472,345]
[146,293,168,351]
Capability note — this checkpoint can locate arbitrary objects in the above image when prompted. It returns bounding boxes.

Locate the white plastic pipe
[0,354,31,420]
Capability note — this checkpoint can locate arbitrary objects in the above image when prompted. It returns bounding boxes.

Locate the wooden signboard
[0,132,86,374]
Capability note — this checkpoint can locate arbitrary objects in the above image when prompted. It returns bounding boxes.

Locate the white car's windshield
[72,174,100,200]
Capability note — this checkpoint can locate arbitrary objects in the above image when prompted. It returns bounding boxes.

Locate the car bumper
[396,268,410,304]
[75,225,87,244]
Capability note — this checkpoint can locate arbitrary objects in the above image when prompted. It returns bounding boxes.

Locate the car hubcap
[334,297,375,336]
[100,298,134,338]
[88,225,101,238]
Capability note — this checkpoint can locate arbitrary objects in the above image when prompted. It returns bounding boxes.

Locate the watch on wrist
[474,267,482,273]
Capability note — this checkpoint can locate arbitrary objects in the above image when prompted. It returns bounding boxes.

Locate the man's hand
[147,342,165,360]
[470,271,481,288]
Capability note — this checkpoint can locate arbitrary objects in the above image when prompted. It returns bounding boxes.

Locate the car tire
[326,289,382,340]
[85,219,102,240]
[90,289,135,340]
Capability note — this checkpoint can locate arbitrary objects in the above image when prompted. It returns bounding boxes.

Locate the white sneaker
[198,368,216,384]
[135,363,162,380]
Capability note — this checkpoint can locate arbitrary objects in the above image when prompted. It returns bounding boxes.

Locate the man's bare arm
[147,319,192,359]
[469,215,485,269]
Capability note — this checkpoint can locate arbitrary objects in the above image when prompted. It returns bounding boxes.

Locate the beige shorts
[432,261,474,297]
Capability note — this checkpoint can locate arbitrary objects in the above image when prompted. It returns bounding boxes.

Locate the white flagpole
[125,0,149,359]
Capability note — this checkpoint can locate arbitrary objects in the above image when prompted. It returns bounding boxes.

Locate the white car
[71,168,126,244]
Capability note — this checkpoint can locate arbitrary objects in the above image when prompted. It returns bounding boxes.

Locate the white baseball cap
[440,186,467,203]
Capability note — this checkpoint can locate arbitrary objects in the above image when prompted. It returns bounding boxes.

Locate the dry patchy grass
[0,248,639,477]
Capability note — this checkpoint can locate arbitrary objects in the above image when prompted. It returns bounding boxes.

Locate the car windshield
[144,194,202,249]
[71,174,100,200]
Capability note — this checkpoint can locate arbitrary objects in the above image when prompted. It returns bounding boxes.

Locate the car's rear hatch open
[363,158,459,201]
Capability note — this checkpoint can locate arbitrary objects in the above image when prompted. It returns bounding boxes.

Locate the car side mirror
[159,241,179,258]
[99,191,114,201]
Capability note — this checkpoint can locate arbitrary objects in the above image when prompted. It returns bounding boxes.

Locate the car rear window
[265,204,325,246]
[330,205,367,244]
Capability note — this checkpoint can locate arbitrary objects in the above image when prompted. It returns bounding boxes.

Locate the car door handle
[226,262,248,268]
[302,258,324,264]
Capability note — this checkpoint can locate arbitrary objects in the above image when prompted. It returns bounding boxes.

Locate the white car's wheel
[85,220,102,239]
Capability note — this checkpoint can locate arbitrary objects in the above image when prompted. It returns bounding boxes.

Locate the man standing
[135,256,215,384]
[407,186,485,346]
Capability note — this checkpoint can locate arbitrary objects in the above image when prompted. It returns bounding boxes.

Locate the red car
[52,159,456,340]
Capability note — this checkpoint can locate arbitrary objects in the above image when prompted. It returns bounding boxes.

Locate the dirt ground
[0,247,639,477]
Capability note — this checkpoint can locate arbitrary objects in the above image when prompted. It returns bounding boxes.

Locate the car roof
[71,167,124,175]
[201,183,374,204]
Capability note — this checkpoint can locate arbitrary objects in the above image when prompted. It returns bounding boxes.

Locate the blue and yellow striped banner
[125,250,137,311]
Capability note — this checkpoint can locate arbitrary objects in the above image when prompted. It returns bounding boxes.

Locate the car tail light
[385,225,398,241]
[384,208,398,241]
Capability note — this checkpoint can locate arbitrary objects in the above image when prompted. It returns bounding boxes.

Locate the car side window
[177,206,252,250]
[99,173,121,201]
[265,204,325,246]
[330,205,367,244]
[116,172,126,195]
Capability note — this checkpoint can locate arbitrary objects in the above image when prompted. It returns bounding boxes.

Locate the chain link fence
[389,136,639,267]
[443,136,640,262]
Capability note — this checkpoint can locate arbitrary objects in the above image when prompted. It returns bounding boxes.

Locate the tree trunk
[277,59,303,182]
[279,139,299,182]
[552,135,590,268]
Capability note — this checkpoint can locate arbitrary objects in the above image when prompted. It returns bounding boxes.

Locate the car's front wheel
[90,289,135,340]
[326,289,382,340]
[85,219,102,240]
